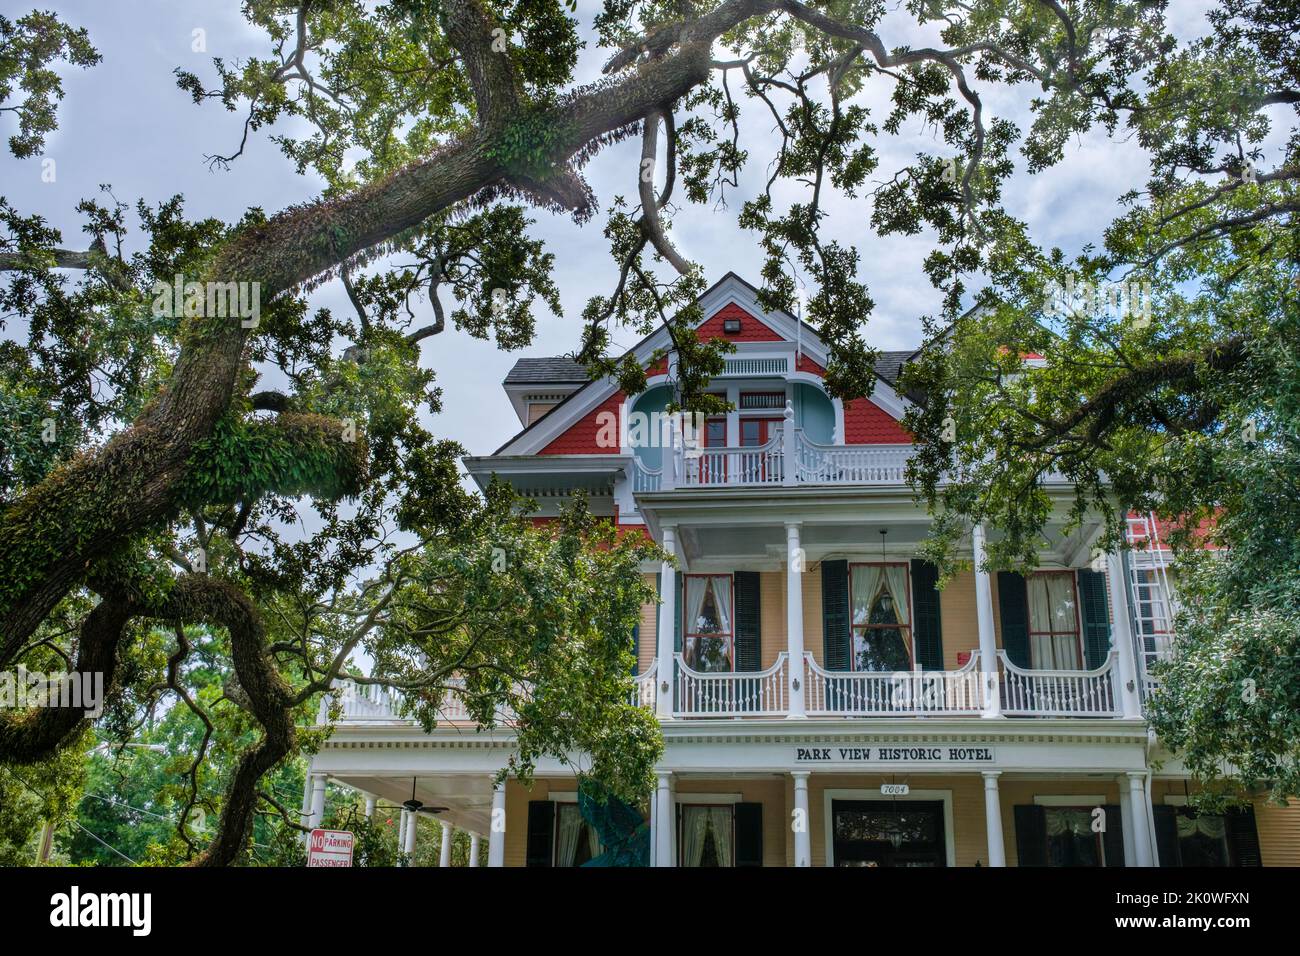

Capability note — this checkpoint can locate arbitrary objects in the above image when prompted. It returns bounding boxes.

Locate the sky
[1,0,1224,462]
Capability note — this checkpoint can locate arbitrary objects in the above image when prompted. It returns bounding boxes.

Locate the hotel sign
[794,744,995,765]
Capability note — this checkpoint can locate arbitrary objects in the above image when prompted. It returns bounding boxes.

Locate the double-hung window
[1026,571,1082,669]
[553,802,602,867]
[678,805,734,867]
[1043,807,1104,866]
[849,563,912,671]
[683,574,734,672]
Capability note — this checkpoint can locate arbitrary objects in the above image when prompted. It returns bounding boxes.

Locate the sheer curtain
[1028,574,1081,669]
[1176,814,1227,840]
[883,565,911,630]
[682,808,711,867]
[711,577,732,637]
[708,807,734,866]
[851,565,884,627]
[555,804,583,867]
[685,577,709,635]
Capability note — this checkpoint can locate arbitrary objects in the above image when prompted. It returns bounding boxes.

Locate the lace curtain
[1027,573,1081,669]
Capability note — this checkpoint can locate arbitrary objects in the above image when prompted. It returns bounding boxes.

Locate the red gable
[844,397,911,443]
[696,303,784,342]
[540,391,624,455]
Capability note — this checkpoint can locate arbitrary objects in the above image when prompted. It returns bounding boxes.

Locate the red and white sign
[307,828,355,867]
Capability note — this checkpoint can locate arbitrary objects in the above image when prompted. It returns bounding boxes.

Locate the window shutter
[821,559,851,671]
[1102,804,1125,867]
[1226,806,1263,867]
[1077,569,1111,669]
[997,571,1031,669]
[674,573,683,654]
[734,571,762,672]
[910,559,944,671]
[630,623,640,676]
[735,802,764,867]
[655,570,662,635]
[526,800,555,867]
[1152,805,1180,867]
[1014,804,1048,866]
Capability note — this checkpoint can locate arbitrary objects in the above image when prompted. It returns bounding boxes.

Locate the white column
[468,833,481,867]
[1117,780,1136,866]
[654,772,674,867]
[792,771,811,867]
[403,810,418,858]
[397,809,408,857]
[307,774,327,829]
[781,402,797,487]
[487,783,507,867]
[972,524,1002,718]
[656,525,678,719]
[1126,773,1154,866]
[439,821,453,867]
[982,771,1007,867]
[785,521,807,718]
[1105,553,1144,718]
[364,795,376,819]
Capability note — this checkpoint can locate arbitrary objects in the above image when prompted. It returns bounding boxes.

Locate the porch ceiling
[330,773,496,836]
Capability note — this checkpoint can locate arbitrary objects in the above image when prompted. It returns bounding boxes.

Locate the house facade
[304,274,1300,868]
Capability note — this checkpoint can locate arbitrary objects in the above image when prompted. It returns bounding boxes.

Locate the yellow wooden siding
[803,565,824,664]
[637,573,658,674]
[938,570,982,669]
[759,571,784,669]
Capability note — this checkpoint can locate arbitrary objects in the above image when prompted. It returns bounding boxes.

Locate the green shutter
[734,571,761,672]
[821,559,851,671]
[1152,805,1180,866]
[655,570,662,636]
[1227,806,1263,867]
[1102,804,1125,867]
[997,571,1031,669]
[674,572,683,653]
[1014,804,1048,866]
[910,559,943,671]
[734,803,764,867]
[1077,569,1111,669]
[630,623,640,677]
[526,800,555,867]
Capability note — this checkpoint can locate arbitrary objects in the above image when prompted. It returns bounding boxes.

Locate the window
[1026,571,1082,669]
[850,563,912,671]
[679,805,734,867]
[739,417,782,446]
[683,574,733,672]
[1174,809,1230,867]
[1044,807,1103,867]
[553,802,602,867]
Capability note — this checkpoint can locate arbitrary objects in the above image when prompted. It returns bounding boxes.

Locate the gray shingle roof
[503,356,588,385]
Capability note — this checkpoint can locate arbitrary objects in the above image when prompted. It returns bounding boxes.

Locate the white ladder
[1124,512,1178,698]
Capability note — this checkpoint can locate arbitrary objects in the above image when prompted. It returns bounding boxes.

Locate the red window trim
[847,561,914,671]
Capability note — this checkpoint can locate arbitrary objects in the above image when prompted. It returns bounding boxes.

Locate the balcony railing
[682,435,785,487]
[793,434,912,484]
[633,660,658,707]
[673,652,790,717]
[997,650,1119,717]
[804,652,984,716]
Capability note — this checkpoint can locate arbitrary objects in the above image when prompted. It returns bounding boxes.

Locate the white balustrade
[633,660,658,708]
[683,435,784,486]
[997,650,1120,716]
[673,652,790,716]
[803,652,985,716]
[794,433,913,484]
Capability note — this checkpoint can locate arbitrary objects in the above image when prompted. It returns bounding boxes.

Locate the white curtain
[711,576,732,636]
[1028,574,1081,669]
[1176,814,1227,840]
[685,576,709,634]
[682,807,711,867]
[884,565,911,630]
[851,565,884,627]
[555,804,583,867]
[708,807,734,866]
[1045,808,1092,837]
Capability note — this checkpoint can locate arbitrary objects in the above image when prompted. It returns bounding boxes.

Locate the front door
[739,417,782,482]
[831,800,947,867]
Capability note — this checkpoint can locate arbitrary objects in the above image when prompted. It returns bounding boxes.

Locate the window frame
[848,561,914,672]
[1025,570,1084,670]
[676,802,736,867]
[682,573,736,672]
[1040,803,1107,867]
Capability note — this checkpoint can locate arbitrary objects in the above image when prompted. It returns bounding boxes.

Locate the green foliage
[0,10,100,158]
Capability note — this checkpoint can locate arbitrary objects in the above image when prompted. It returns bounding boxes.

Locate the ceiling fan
[401,776,448,815]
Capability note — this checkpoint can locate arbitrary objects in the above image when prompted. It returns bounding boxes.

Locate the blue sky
[2,0,1224,460]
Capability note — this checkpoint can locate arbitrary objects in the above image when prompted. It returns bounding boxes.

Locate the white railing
[321,678,478,725]
[630,456,662,492]
[804,652,985,716]
[673,652,789,717]
[721,356,790,376]
[998,650,1120,717]
[794,434,913,484]
[682,435,784,486]
[633,660,658,708]
[1126,513,1177,700]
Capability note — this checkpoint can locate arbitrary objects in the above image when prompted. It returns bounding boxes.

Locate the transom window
[684,574,733,672]
[1026,571,1082,669]
[850,563,912,672]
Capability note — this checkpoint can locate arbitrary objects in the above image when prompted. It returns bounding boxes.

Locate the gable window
[684,574,733,672]
[554,802,602,867]
[850,563,912,672]
[679,805,734,867]
[1027,571,1082,669]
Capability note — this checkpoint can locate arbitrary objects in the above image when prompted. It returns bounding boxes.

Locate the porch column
[307,773,327,829]
[792,771,811,867]
[1105,553,1144,718]
[1125,773,1154,866]
[488,782,507,867]
[972,524,1002,718]
[1117,781,1137,865]
[439,821,453,867]
[785,521,807,718]
[656,525,678,719]
[654,771,674,867]
[981,771,1007,867]
[397,809,408,857]
[469,832,481,867]
[364,795,376,819]
[403,810,418,858]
